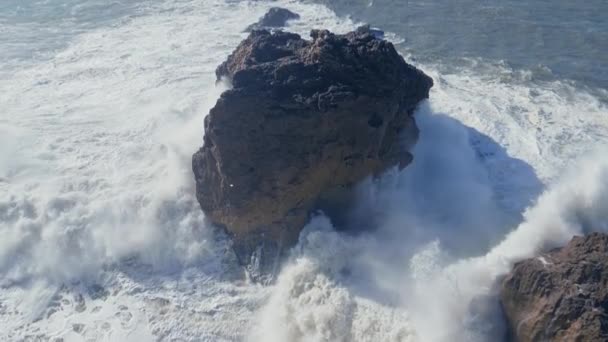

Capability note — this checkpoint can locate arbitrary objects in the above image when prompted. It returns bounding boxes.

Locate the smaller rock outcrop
[501,233,608,341]
[357,24,384,39]
[245,7,300,32]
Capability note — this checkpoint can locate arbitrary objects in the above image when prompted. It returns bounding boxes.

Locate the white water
[1,0,607,341]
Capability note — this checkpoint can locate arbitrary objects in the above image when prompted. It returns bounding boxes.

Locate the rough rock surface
[192,27,433,276]
[501,233,608,341]
[244,7,300,32]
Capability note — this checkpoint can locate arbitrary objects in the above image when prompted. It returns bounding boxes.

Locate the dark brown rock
[244,7,300,32]
[192,27,433,277]
[501,233,608,341]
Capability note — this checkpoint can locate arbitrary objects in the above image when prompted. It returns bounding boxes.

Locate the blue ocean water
[316,0,608,93]
[4,0,606,90]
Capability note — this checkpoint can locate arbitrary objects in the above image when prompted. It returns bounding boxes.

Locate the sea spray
[408,149,608,341]
[251,108,608,341]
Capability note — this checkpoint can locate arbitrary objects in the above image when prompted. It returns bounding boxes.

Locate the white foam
[249,216,416,342]
[0,0,263,339]
[408,150,608,341]
[0,0,240,285]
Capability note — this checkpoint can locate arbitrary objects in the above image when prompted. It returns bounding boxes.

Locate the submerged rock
[192,27,433,278]
[357,24,384,39]
[244,7,300,32]
[501,233,608,341]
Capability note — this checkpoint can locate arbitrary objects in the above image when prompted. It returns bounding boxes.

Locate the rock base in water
[244,7,300,32]
[192,27,433,277]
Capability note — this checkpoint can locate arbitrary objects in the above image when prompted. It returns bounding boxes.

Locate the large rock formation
[192,27,433,276]
[244,7,300,32]
[501,233,608,341]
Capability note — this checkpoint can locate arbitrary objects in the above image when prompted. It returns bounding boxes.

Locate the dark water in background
[3,0,606,93]
[312,0,608,93]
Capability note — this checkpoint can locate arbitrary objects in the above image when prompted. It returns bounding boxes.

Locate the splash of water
[251,102,608,341]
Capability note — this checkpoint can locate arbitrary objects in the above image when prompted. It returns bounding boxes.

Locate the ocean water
[0,0,607,341]
[317,0,608,93]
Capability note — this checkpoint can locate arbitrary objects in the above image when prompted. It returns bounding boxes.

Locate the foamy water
[1,0,607,341]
